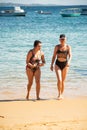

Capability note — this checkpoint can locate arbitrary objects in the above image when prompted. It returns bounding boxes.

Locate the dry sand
[0,97,87,130]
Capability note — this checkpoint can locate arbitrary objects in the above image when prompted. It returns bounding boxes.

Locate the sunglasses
[60,38,65,40]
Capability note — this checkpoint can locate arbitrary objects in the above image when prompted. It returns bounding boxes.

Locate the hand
[50,65,53,71]
[38,63,44,67]
[66,62,70,67]
[32,63,37,68]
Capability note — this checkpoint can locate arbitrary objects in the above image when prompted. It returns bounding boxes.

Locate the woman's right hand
[32,64,37,68]
[50,65,53,71]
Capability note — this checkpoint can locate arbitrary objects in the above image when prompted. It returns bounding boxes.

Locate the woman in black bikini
[26,40,45,100]
[50,34,72,99]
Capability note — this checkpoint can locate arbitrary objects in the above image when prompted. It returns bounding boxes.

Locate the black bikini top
[56,45,69,60]
[29,49,40,65]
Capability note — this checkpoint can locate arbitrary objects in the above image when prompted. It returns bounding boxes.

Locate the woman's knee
[62,79,66,82]
[35,79,40,85]
[58,78,62,84]
[28,81,33,86]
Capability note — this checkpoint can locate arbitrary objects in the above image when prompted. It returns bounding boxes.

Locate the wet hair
[59,34,66,39]
[34,40,41,47]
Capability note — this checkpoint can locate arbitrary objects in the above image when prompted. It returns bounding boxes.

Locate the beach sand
[0,97,87,130]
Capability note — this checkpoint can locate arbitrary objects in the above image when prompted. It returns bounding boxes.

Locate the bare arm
[39,54,46,67]
[26,51,35,68]
[26,51,31,64]
[50,46,57,71]
[67,45,72,66]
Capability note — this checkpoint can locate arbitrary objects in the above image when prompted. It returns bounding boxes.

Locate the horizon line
[0,2,86,6]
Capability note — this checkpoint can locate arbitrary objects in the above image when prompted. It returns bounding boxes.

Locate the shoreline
[0,97,87,130]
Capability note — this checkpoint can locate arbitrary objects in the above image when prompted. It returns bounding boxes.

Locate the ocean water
[0,6,87,100]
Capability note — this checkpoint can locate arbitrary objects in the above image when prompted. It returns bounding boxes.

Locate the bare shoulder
[55,44,59,50]
[55,44,58,49]
[67,44,71,50]
[40,50,44,56]
[55,44,59,47]
[27,49,33,56]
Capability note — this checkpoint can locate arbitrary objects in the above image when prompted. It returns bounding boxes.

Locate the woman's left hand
[66,62,70,67]
[38,63,44,67]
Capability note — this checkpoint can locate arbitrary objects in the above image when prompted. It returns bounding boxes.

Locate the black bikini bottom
[55,60,67,70]
[26,65,38,72]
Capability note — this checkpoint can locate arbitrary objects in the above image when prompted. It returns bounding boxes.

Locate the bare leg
[26,68,34,100]
[61,66,69,94]
[55,65,62,98]
[35,68,41,100]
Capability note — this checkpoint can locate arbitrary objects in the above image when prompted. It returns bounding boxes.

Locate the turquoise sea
[0,6,87,100]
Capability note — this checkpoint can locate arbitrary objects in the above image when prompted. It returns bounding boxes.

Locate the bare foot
[37,97,41,100]
[58,95,63,100]
[26,94,29,100]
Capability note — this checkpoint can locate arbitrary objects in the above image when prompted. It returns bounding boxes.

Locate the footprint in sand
[0,116,4,118]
